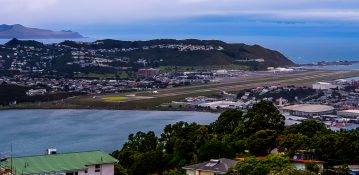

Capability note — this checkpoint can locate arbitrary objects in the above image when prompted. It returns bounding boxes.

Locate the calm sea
[0,110,218,156]
[298,63,359,71]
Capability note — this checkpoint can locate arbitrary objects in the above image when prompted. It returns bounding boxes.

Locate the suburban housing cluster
[0,40,223,73]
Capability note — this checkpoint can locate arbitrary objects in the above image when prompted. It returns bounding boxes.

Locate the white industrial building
[337,110,359,118]
[312,82,339,90]
[198,101,244,110]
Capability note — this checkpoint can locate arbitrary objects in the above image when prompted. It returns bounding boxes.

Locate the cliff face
[0,24,83,39]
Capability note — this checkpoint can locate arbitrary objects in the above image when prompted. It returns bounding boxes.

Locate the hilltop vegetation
[0,39,294,78]
[58,39,294,69]
[111,101,359,175]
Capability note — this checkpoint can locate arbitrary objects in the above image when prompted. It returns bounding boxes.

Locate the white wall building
[312,82,339,90]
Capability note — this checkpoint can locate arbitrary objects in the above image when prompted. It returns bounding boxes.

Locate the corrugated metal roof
[183,158,237,173]
[0,150,118,175]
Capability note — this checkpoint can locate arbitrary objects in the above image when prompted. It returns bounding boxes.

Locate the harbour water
[0,110,218,156]
[298,62,359,71]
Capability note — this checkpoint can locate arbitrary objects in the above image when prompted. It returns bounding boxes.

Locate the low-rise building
[0,150,118,175]
[312,82,339,90]
[290,151,324,171]
[198,101,244,110]
[337,110,359,118]
[182,158,237,175]
[137,68,160,79]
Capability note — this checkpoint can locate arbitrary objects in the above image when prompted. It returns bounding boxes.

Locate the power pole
[10,144,12,175]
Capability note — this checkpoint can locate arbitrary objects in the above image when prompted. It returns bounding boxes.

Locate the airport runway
[145,70,357,99]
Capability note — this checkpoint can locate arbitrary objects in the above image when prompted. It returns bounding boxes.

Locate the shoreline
[0,107,221,114]
[0,104,222,113]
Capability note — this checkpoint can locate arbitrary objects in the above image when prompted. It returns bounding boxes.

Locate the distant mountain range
[0,24,84,39]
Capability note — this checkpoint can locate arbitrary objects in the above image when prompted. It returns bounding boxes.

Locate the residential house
[182,158,237,175]
[290,151,324,171]
[0,150,118,175]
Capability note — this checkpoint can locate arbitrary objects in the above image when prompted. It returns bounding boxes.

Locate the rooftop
[183,158,237,173]
[0,150,118,175]
[339,110,359,114]
[283,104,334,113]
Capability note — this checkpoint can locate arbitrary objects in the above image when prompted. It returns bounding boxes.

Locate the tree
[114,163,128,175]
[334,130,359,163]
[230,154,291,175]
[197,138,235,161]
[305,162,322,174]
[112,131,162,175]
[130,150,166,175]
[122,131,158,153]
[283,120,330,138]
[160,122,201,165]
[210,109,244,135]
[276,134,311,155]
[248,130,277,156]
[244,101,285,136]
[311,133,338,161]
[162,168,185,175]
[230,156,265,175]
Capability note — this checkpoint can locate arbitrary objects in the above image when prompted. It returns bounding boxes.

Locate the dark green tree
[114,163,128,175]
[230,154,291,175]
[130,150,166,175]
[210,109,244,135]
[276,134,311,155]
[198,138,235,161]
[248,130,277,156]
[244,101,285,136]
[283,120,330,137]
[311,133,338,161]
[160,122,201,165]
[122,131,158,153]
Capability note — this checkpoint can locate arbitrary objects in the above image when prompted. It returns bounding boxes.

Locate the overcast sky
[1,0,359,62]
[1,0,359,24]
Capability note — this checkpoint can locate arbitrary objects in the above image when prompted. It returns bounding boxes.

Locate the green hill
[59,39,294,68]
